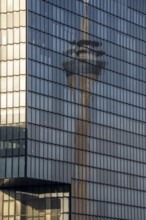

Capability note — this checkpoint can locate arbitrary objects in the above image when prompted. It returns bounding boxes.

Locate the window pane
[0,14,7,28]
[1,30,7,45]
[0,0,6,12]
[14,28,20,43]
[1,78,6,92]
[1,94,6,108]
[7,29,14,44]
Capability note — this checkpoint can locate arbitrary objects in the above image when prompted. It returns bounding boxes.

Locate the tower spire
[81,0,89,41]
[79,0,90,59]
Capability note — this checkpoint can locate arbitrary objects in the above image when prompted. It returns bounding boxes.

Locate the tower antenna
[81,0,89,41]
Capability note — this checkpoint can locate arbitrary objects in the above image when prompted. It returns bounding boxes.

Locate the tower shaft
[63,1,105,218]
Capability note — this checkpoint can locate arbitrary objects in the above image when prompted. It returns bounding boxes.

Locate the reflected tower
[62,0,105,218]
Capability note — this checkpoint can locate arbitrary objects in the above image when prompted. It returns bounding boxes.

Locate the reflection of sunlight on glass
[1,94,6,108]
[7,61,13,75]
[7,0,13,11]
[20,91,26,106]
[4,0,26,11]
[8,29,13,43]
[14,76,19,91]
[14,44,20,59]
[1,78,6,92]
[0,62,6,76]
[7,109,13,123]
[13,92,19,107]
[14,108,19,123]
[0,108,25,125]
[0,0,26,158]
[1,190,69,219]
[20,75,26,90]
[7,77,13,91]
[2,34,6,45]
[8,13,13,28]
[1,46,6,60]
[1,109,6,124]
[20,43,26,58]
[20,108,25,123]
[20,60,26,74]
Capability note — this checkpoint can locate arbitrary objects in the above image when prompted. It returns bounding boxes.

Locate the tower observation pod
[62,0,106,87]
[63,0,106,218]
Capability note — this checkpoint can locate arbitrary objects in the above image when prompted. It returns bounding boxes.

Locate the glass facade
[0,0,26,179]
[0,0,146,219]
[0,185,69,219]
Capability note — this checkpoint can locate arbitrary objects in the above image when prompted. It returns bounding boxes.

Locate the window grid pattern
[0,0,146,219]
[0,186,69,220]
[26,0,146,219]
[0,0,26,178]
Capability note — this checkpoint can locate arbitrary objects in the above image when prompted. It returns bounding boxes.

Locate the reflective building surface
[0,0,146,219]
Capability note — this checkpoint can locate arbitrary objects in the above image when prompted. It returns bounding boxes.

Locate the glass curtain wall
[0,186,69,220]
[26,0,146,219]
[0,0,26,178]
[0,0,146,219]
